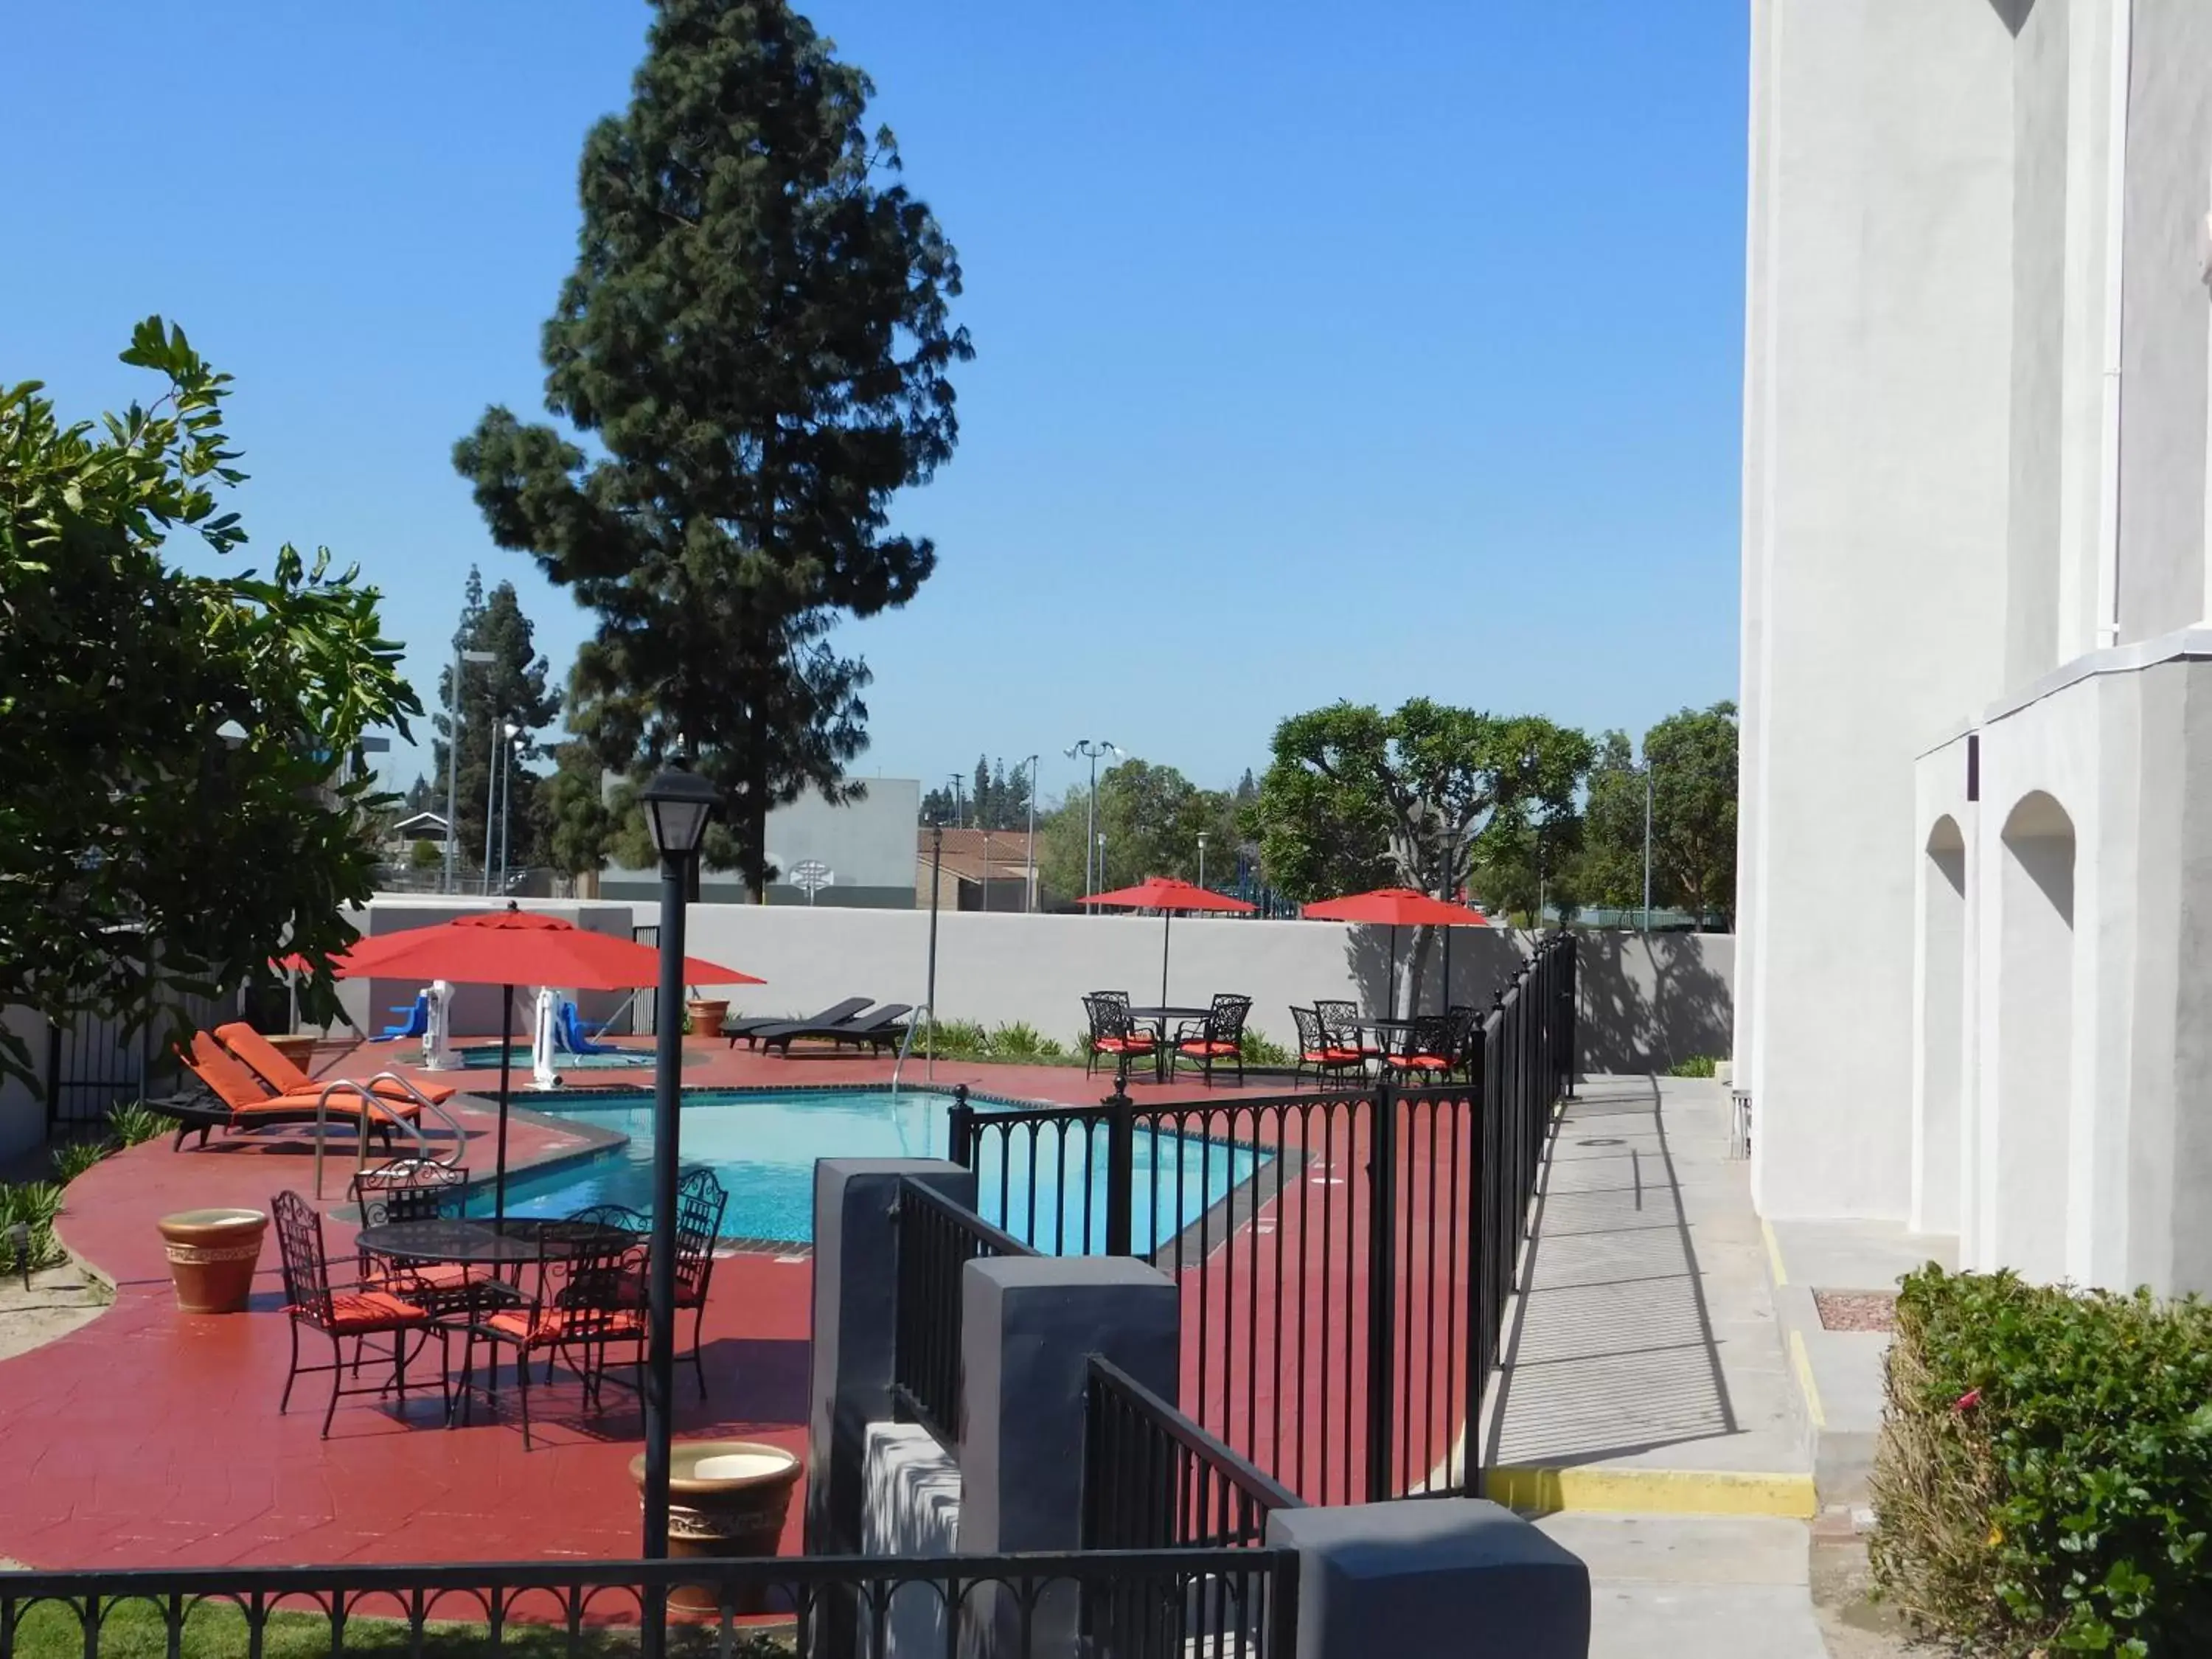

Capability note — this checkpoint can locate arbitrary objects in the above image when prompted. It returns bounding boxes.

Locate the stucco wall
[2007,0,2069,684]
[1742,0,2018,1221]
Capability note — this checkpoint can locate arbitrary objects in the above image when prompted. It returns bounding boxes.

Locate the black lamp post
[637,763,717,1658]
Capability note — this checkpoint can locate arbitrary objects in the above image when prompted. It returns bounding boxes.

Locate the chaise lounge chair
[725,996,872,1050]
[161,1034,424,1151]
[214,1022,459,1107]
[754,1003,914,1058]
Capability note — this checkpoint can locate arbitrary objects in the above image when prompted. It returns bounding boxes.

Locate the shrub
[0,1180,66,1276]
[1239,1029,1293,1068]
[1666,1054,1719,1078]
[50,1138,107,1186]
[984,1021,1069,1062]
[1868,1265,2212,1655]
[107,1100,168,1148]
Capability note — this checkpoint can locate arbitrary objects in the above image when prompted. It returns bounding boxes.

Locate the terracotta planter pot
[156,1208,268,1314]
[630,1440,803,1616]
[685,999,730,1036]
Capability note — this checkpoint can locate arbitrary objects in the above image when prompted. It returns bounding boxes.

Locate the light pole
[1197,831,1208,892]
[947,772,964,830]
[445,645,494,894]
[481,714,503,897]
[1065,740,1119,901]
[981,830,993,912]
[1641,763,1654,934]
[497,723,523,891]
[637,764,719,1659]
[1023,754,1040,913]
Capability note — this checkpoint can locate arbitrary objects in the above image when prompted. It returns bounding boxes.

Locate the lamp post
[948,772,964,830]
[637,765,719,1659]
[445,645,494,893]
[1065,740,1118,901]
[981,830,993,912]
[1641,764,1654,934]
[1197,832,1208,892]
[1023,754,1040,913]
[481,715,503,897]
[497,723,523,891]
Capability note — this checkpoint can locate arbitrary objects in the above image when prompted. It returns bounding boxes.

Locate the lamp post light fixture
[1197,831,1208,892]
[636,763,719,1659]
[1065,739,1119,902]
[496,723,524,892]
[480,714,504,897]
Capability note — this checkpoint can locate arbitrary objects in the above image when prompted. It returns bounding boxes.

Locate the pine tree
[453,0,970,899]
[429,568,562,876]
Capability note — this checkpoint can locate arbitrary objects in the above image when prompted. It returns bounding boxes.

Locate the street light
[947,772,965,830]
[637,763,719,1659]
[1022,754,1040,913]
[1065,739,1119,902]
[497,723,524,891]
[1197,831,1209,892]
[445,643,494,894]
[1641,762,1654,934]
[480,714,504,897]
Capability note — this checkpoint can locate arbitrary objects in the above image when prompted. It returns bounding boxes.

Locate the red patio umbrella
[1300,887,1490,1020]
[1079,875,1257,1006]
[330,906,762,1217]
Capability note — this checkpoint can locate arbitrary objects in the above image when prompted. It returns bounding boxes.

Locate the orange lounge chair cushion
[297,1290,431,1333]
[212,1023,458,1106]
[226,1093,420,1125]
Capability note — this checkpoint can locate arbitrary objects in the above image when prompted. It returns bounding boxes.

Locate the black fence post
[948,1083,975,1168]
[1364,1082,1398,1503]
[1104,1066,1135,1258]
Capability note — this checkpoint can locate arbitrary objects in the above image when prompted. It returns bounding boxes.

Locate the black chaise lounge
[754,1003,915,1057]
[725,997,872,1049]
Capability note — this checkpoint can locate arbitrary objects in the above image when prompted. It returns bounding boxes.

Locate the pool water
[476,1088,1268,1253]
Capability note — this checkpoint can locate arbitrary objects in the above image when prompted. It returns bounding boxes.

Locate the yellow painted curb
[1788,1328,1826,1430]
[1486,1464,1818,1520]
[1760,1216,1789,1287]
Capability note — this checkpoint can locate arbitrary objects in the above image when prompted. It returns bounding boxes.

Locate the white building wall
[1742,0,2017,1220]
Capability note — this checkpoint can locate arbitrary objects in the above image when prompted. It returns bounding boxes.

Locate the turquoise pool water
[476,1088,1268,1253]
[456,1045,653,1071]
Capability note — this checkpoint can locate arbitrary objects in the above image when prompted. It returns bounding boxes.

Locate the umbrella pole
[1442,927,1453,1015]
[494,985,514,1222]
[1387,927,1399,1023]
[1161,911,1172,1008]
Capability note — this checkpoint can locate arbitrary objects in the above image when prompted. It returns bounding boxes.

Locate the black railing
[891,1175,1035,1441]
[0,1548,1296,1658]
[1080,1359,1298,1659]
[954,933,1579,1509]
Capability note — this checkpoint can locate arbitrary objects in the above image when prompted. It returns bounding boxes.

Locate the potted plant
[630,1440,803,1615]
[684,996,730,1036]
[156,1208,268,1313]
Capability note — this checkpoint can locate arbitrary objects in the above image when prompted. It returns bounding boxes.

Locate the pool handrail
[311,1073,466,1198]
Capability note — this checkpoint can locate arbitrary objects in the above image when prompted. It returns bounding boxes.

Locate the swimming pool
[456,1045,653,1071]
[476,1088,1269,1253]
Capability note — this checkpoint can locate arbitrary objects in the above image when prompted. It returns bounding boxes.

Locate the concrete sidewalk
[1484,1074,1813,1517]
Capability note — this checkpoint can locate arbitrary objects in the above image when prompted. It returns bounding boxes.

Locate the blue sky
[1,1,1747,806]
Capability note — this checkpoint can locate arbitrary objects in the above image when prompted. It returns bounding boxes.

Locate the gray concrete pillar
[806,1157,975,1557]
[1268,1498,1590,1658]
[958,1254,1179,1655]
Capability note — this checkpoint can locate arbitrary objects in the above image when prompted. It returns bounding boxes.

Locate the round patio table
[1126,1006,1215,1083]
[354,1217,635,1267]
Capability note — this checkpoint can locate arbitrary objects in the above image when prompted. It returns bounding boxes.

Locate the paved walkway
[1485,1074,1809,1514]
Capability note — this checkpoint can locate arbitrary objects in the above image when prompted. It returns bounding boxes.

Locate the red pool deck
[0,1038,1312,1571]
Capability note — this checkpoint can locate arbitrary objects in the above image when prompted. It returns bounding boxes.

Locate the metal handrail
[309,1073,464,1198]
[888,1001,930,1097]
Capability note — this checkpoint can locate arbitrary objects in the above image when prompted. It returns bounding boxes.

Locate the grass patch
[1665,1054,1719,1078]
[2,1598,792,1658]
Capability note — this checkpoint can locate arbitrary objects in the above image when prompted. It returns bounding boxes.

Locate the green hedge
[1869,1265,2212,1655]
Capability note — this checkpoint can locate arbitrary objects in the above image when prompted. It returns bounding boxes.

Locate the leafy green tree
[926,754,1032,831]
[1646,701,1738,927]
[430,568,561,873]
[454,0,971,900]
[1250,700,1592,1001]
[0,319,419,1088]
[539,740,618,879]
[408,838,444,871]
[1571,729,1646,909]
[1036,759,1239,899]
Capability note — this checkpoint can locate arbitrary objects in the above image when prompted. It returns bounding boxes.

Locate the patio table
[354,1217,636,1267]
[1125,1005,1214,1083]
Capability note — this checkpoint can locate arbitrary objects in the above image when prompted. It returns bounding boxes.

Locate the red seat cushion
[1304,1049,1365,1064]
[1093,1036,1155,1053]
[1178,1041,1240,1057]
[302,1290,431,1332]
[484,1305,647,1347]
[1387,1055,1451,1070]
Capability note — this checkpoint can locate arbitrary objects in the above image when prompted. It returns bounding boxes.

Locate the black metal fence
[0,1548,1296,1658]
[43,983,240,1131]
[890,1175,1035,1441]
[950,933,1578,1507]
[1080,1360,1298,1659]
